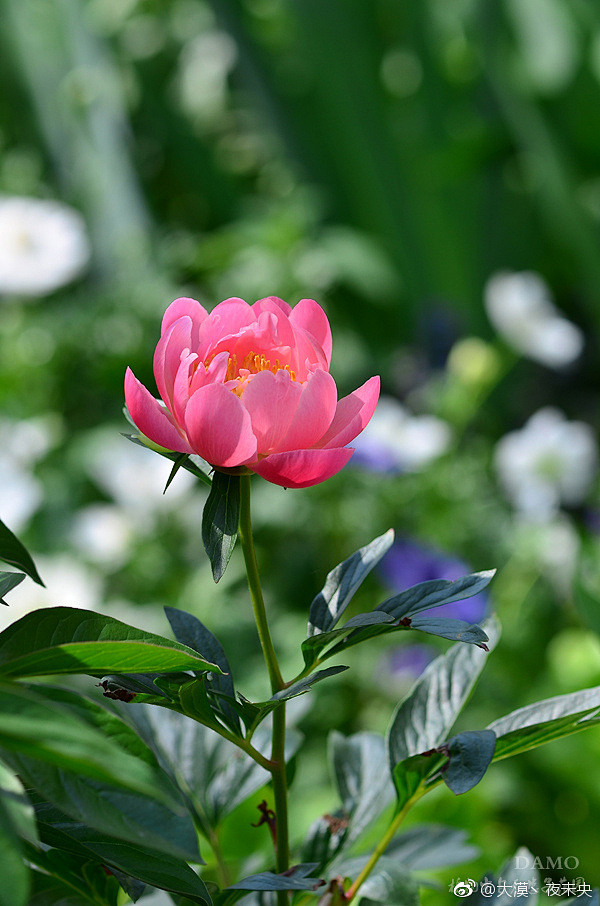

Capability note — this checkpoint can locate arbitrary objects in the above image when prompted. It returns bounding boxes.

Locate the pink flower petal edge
[125,367,193,454]
[249,447,355,489]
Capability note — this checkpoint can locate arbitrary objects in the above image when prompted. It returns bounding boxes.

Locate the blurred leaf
[123,434,213,487]
[226,864,324,892]
[0,682,180,806]
[202,472,241,583]
[0,571,25,606]
[123,703,302,833]
[387,617,500,771]
[0,517,44,586]
[165,607,240,734]
[0,770,31,906]
[488,685,600,762]
[442,730,496,795]
[470,847,540,903]
[25,845,121,906]
[0,607,222,678]
[383,824,479,869]
[307,530,394,635]
[335,855,418,905]
[375,571,495,621]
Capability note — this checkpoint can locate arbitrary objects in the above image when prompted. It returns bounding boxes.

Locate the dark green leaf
[269,666,349,702]
[201,472,241,583]
[25,844,121,906]
[307,530,394,635]
[301,612,395,668]
[376,570,495,620]
[0,517,44,586]
[329,731,394,849]
[226,864,324,892]
[165,607,240,734]
[0,607,222,678]
[387,617,500,771]
[0,571,25,605]
[409,616,489,648]
[0,682,179,805]
[335,856,418,906]
[443,730,496,795]
[392,751,445,812]
[122,433,212,487]
[164,453,192,494]
[0,764,32,906]
[488,685,600,762]
[383,824,479,869]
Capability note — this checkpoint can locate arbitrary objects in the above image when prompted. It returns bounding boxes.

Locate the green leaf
[307,530,395,635]
[122,432,212,488]
[408,616,489,648]
[335,856,419,906]
[0,517,44,586]
[0,607,223,678]
[269,666,349,702]
[124,704,302,832]
[442,730,496,795]
[0,682,180,805]
[488,685,600,762]
[392,751,445,812]
[0,764,33,906]
[376,570,495,620]
[164,453,192,494]
[201,472,241,583]
[330,731,395,849]
[301,612,395,668]
[0,571,25,605]
[226,864,324,892]
[383,824,479,869]
[387,617,500,771]
[165,607,240,734]
[25,845,121,906]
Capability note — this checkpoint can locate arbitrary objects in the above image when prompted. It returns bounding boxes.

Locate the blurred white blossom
[0,555,103,632]
[494,408,598,520]
[84,429,196,525]
[0,196,90,297]
[352,396,452,473]
[176,31,237,124]
[70,503,135,568]
[484,271,584,368]
[0,415,60,532]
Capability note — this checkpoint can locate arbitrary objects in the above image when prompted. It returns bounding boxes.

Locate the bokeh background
[2,0,600,896]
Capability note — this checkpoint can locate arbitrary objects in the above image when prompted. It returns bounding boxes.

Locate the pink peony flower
[125,296,380,489]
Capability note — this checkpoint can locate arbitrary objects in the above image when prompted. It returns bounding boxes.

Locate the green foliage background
[1,0,600,894]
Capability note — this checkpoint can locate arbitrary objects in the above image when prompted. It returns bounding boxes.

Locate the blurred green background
[2,0,600,896]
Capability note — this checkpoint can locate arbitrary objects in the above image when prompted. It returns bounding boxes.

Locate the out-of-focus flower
[125,296,380,489]
[0,196,90,297]
[484,271,584,368]
[0,555,102,632]
[70,504,134,568]
[379,538,488,623]
[84,429,195,525]
[375,642,437,696]
[494,408,598,520]
[0,415,60,532]
[351,396,451,473]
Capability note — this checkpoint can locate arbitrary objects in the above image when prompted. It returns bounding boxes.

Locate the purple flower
[388,643,436,680]
[379,539,488,623]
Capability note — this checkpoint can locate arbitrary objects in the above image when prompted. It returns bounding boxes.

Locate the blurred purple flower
[379,539,488,623]
[388,643,436,680]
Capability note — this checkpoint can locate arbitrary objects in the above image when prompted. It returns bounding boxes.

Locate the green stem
[344,791,423,903]
[239,475,284,693]
[238,475,289,904]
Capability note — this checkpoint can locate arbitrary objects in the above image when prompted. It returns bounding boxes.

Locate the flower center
[221,351,296,395]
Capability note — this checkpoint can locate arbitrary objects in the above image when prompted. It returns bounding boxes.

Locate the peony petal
[172,351,198,425]
[277,369,337,453]
[125,368,193,453]
[184,383,257,468]
[198,297,255,360]
[290,298,333,367]
[241,370,302,456]
[249,447,354,489]
[161,297,208,348]
[254,296,292,317]
[317,376,380,449]
[153,316,193,416]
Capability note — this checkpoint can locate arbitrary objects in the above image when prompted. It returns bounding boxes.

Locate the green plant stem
[344,791,423,903]
[208,827,231,888]
[238,474,290,904]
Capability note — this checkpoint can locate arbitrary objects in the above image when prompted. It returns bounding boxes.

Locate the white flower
[0,415,60,532]
[352,396,452,473]
[0,555,102,632]
[0,196,90,297]
[494,408,598,519]
[484,271,584,368]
